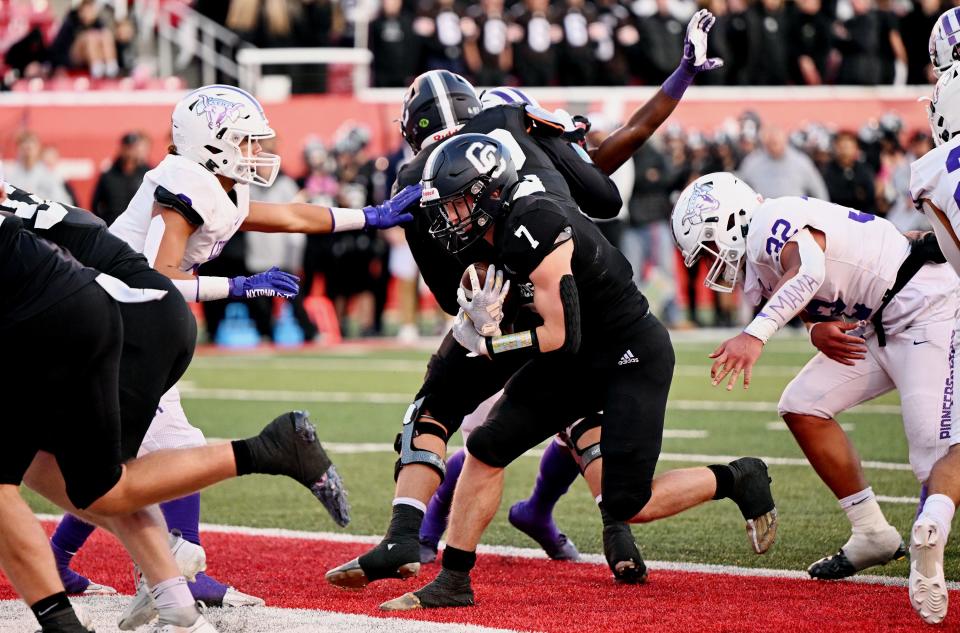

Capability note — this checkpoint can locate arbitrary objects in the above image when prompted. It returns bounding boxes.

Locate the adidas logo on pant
[618,350,639,365]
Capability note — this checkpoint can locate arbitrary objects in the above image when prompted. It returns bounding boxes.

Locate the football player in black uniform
[326,8,728,592]
[0,186,342,631]
[380,134,776,610]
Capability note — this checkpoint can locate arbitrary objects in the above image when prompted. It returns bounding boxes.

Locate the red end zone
[1,526,948,632]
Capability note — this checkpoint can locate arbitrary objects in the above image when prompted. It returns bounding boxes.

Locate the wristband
[171,276,230,302]
[330,207,366,232]
[484,329,540,356]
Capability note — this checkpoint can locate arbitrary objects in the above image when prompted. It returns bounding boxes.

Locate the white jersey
[744,196,957,334]
[109,154,251,271]
[910,135,960,276]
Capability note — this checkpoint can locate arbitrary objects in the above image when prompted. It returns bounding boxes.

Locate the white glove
[457,263,511,337]
[452,309,489,357]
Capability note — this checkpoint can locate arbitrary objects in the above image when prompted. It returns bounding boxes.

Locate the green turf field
[28,334,958,580]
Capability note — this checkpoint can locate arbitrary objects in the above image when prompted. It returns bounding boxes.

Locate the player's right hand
[230,266,300,299]
[809,321,867,366]
[457,263,509,337]
[683,9,723,73]
[452,309,489,357]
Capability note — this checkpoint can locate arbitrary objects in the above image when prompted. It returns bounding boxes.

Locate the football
[460,262,491,298]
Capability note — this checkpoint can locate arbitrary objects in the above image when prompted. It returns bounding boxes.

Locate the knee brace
[562,413,603,474]
[394,397,448,482]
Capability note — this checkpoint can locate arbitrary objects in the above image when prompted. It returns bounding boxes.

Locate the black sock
[386,502,425,543]
[32,592,80,631]
[708,464,735,500]
[232,439,255,476]
[442,545,477,573]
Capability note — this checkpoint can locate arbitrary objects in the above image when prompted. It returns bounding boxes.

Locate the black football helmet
[421,133,519,253]
[401,70,481,154]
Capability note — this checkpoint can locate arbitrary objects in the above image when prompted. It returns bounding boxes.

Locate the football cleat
[219,587,266,608]
[909,517,949,624]
[118,534,207,630]
[325,541,421,590]
[149,615,218,632]
[379,569,474,611]
[602,520,647,584]
[247,411,351,527]
[808,526,905,580]
[727,457,778,554]
[33,602,96,633]
[508,501,581,561]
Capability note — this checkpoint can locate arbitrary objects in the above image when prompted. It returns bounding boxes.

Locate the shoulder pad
[154,185,205,226]
[524,106,567,138]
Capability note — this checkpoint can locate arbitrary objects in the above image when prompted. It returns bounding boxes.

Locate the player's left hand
[709,331,764,391]
[363,183,421,229]
[230,267,300,299]
[457,264,510,337]
[682,9,724,74]
[452,309,489,357]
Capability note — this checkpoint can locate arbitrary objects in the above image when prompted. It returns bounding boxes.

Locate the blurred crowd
[5,107,932,339]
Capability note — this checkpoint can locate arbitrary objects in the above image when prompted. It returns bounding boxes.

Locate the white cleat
[910,518,949,625]
[80,581,118,596]
[118,532,208,630]
[221,587,265,607]
[150,615,218,632]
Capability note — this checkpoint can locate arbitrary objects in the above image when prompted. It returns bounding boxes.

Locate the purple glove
[363,183,422,229]
[230,266,300,299]
[663,9,724,100]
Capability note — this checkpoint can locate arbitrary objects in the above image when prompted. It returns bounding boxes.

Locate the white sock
[105,59,118,77]
[151,576,199,626]
[919,494,956,538]
[839,488,890,533]
[393,497,427,513]
[90,61,105,78]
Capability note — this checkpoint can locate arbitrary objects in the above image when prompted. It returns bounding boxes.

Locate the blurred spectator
[788,0,833,84]
[39,145,79,206]
[634,0,685,84]
[822,130,877,213]
[900,0,941,84]
[48,0,118,78]
[509,0,559,85]
[585,113,631,249]
[738,126,829,198]
[835,0,886,85]
[745,0,790,85]
[463,0,513,86]
[622,135,680,325]
[557,0,596,86]
[369,0,420,87]
[384,226,420,342]
[887,131,935,231]
[725,0,753,84]
[415,0,467,75]
[5,131,71,204]
[590,0,634,85]
[91,132,149,225]
[245,137,317,341]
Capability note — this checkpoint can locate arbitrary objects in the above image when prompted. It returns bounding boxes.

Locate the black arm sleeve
[534,136,622,220]
[154,185,204,227]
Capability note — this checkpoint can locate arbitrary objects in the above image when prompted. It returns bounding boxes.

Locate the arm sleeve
[743,228,826,343]
[534,136,623,219]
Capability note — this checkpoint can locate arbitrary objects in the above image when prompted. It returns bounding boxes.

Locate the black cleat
[246,411,351,526]
[728,457,778,554]
[603,520,647,584]
[808,530,907,580]
[326,539,421,589]
[380,569,475,611]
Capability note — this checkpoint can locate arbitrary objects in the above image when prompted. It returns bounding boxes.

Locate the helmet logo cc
[466,142,506,178]
[194,94,243,130]
[681,182,719,230]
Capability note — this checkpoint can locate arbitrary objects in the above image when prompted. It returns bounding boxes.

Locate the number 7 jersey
[744,196,912,324]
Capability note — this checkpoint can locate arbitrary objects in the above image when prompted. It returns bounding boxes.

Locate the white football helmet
[171,84,280,187]
[927,65,960,146]
[671,172,762,293]
[929,8,960,77]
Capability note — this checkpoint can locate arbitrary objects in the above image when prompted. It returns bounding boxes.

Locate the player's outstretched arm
[590,9,723,175]
[711,229,826,390]
[241,184,421,234]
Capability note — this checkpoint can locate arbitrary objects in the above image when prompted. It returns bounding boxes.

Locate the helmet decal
[466,142,506,177]
[681,181,719,232]
[193,94,244,130]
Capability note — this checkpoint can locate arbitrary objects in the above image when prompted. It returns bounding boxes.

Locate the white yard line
[177,386,902,416]
[32,515,951,590]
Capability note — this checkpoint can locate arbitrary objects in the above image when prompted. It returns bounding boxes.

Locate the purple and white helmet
[479,87,541,110]
[929,8,960,77]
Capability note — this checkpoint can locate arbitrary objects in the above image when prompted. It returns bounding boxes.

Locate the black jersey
[1,184,151,281]
[494,189,649,347]
[396,104,621,315]
[0,212,98,328]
